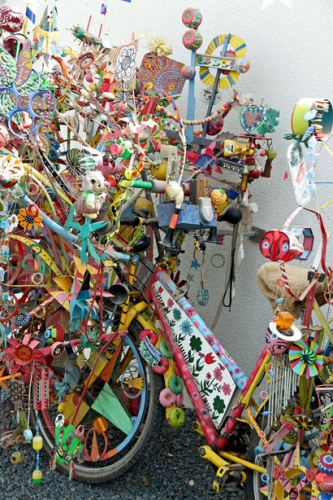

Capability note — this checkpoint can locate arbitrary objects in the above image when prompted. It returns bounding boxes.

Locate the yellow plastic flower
[18,207,43,231]
[147,34,173,57]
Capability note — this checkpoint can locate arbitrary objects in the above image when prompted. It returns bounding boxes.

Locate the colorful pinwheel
[289,338,323,377]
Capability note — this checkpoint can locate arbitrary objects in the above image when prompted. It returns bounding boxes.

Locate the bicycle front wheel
[34,320,164,483]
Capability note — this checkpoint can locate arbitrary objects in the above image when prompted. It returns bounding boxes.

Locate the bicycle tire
[33,320,164,483]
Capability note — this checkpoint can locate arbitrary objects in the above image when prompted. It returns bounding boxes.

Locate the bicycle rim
[35,321,164,483]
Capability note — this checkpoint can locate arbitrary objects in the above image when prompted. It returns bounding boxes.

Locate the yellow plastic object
[275,311,294,330]
[224,139,253,157]
[291,98,333,141]
[86,352,109,387]
[150,158,168,180]
[32,469,43,484]
[93,416,108,432]
[62,393,90,427]
[134,197,153,214]
[32,435,43,451]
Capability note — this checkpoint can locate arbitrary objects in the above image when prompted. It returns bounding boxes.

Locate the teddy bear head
[81,170,106,195]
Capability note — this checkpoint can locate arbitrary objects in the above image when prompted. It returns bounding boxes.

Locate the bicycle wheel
[245,357,320,500]
[34,320,164,483]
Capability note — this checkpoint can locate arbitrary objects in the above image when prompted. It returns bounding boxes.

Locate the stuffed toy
[75,170,107,220]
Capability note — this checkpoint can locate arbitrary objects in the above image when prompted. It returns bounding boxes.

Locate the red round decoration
[206,117,224,136]
[13,345,34,365]
[259,229,304,263]
[0,5,24,33]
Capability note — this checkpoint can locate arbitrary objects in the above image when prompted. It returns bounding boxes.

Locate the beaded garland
[156,97,235,126]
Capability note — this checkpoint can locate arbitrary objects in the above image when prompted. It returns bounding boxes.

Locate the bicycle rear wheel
[245,356,320,499]
[34,320,164,483]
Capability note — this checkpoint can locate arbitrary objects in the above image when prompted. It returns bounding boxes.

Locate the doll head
[265,328,290,356]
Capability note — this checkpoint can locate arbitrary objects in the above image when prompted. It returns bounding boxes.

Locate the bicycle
[2,166,331,500]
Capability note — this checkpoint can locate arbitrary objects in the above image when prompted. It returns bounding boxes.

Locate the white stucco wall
[3,0,333,376]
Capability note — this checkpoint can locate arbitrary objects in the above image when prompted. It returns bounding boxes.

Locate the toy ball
[182,29,203,51]
[134,196,153,215]
[181,65,196,80]
[0,5,24,33]
[10,451,24,465]
[206,116,224,136]
[182,8,203,29]
[236,58,250,74]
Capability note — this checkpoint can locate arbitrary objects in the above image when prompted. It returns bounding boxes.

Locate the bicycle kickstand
[199,445,246,493]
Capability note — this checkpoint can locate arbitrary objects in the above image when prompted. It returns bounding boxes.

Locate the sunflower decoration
[17,205,43,232]
[289,338,323,377]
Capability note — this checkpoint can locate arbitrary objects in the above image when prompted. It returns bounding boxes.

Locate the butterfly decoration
[0,45,56,139]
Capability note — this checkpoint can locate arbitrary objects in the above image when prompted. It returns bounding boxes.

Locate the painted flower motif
[167,298,174,308]
[213,395,226,414]
[115,48,136,82]
[179,319,193,336]
[205,334,215,346]
[173,309,181,321]
[18,207,42,231]
[185,306,196,317]
[190,335,202,352]
[222,383,232,396]
[206,372,212,380]
[213,366,223,382]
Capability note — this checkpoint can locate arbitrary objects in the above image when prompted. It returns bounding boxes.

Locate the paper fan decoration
[138,52,186,96]
[289,338,323,377]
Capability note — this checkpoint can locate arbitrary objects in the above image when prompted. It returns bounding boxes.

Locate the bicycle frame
[116,254,272,473]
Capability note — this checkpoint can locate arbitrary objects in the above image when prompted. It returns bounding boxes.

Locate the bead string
[156,97,235,126]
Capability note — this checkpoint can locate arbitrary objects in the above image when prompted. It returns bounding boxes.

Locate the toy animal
[75,170,107,220]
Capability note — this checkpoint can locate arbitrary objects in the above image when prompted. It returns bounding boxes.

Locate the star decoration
[187,274,194,283]
[191,259,201,270]
[261,0,292,9]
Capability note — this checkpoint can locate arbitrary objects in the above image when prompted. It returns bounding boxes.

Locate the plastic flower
[289,338,323,377]
[147,34,173,57]
[18,207,43,231]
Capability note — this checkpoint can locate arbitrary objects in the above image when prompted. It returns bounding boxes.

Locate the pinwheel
[289,338,323,377]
